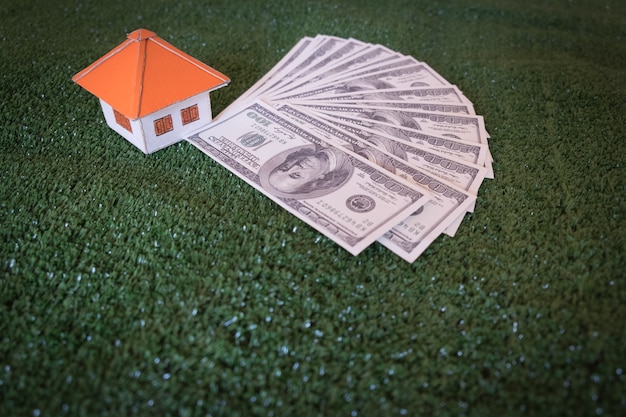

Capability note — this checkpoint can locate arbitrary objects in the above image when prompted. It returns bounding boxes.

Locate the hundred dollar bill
[298,103,489,144]
[299,103,493,177]
[303,107,493,178]
[376,169,476,262]
[270,49,406,99]
[254,36,350,100]
[297,98,475,115]
[218,36,316,119]
[276,103,486,196]
[268,38,368,97]
[222,36,357,117]
[274,63,450,101]
[222,35,346,116]
[300,86,473,108]
[186,101,433,256]
[271,104,476,262]
[275,103,480,240]
[296,56,424,93]
[274,47,401,97]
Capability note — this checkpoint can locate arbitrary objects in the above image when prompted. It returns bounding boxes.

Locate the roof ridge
[128,28,156,42]
[133,34,149,119]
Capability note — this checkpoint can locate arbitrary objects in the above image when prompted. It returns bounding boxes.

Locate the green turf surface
[1,0,625,415]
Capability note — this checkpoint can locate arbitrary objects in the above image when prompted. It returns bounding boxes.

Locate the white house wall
[142,92,213,154]
[100,99,148,153]
[99,93,214,154]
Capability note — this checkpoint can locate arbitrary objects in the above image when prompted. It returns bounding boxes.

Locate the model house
[72,29,230,154]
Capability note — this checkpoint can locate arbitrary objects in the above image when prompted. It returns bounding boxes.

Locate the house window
[154,115,173,136]
[113,109,132,132]
[181,104,200,125]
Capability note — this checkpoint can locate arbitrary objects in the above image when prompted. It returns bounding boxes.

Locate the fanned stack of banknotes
[186,35,493,262]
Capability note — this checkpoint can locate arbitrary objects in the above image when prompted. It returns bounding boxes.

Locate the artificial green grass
[1,0,625,416]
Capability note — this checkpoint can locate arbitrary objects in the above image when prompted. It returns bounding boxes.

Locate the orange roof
[72,29,230,119]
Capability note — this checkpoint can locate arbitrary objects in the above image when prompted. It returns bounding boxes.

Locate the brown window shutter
[154,115,174,136]
[113,109,132,132]
[181,104,200,125]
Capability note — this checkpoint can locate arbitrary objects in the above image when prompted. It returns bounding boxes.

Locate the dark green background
[1,0,625,416]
